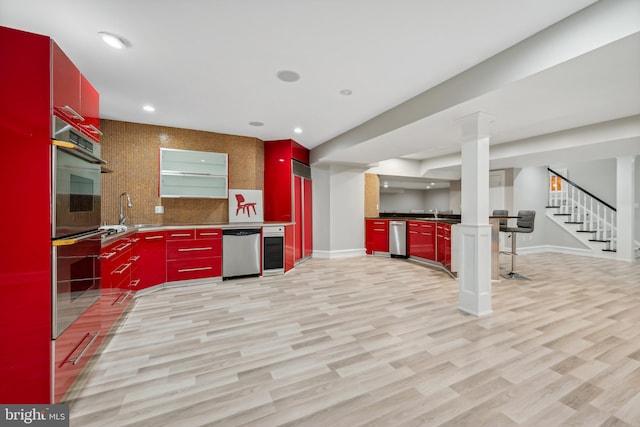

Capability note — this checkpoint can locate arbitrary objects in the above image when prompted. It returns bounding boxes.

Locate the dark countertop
[101,221,293,246]
[370,213,461,224]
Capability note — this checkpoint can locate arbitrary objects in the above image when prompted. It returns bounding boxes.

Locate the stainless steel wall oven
[51,117,105,338]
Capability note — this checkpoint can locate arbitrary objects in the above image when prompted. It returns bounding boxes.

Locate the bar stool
[502,210,536,280]
[492,210,509,232]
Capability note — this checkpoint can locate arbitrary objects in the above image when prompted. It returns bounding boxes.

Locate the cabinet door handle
[115,242,132,251]
[114,291,132,305]
[374,228,385,232]
[178,266,212,273]
[63,331,100,366]
[199,232,219,236]
[101,251,116,259]
[409,231,418,234]
[129,255,140,261]
[373,221,385,225]
[60,105,85,121]
[171,233,192,237]
[113,263,131,274]
[178,247,212,252]
[130,279,140,288]
[145,235,164,240]
[82,123,103,136]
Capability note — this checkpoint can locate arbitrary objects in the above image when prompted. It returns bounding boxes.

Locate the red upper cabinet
[79,76,100,142]
[51,42,101,142]
[52,42,82,123]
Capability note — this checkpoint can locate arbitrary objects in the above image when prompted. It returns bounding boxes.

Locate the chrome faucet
[119,192,133,225]
[430,208,439,219]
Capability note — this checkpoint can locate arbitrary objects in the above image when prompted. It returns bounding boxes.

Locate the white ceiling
[1,0,639,184]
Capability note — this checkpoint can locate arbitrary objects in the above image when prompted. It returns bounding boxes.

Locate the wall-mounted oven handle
[82,124,103,136]
[60,105,85,121]
[52,229,105,246]
[63,331,100,365]
[52,139,106,165]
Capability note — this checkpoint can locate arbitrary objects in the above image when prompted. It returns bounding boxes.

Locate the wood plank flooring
[65,253,640,426]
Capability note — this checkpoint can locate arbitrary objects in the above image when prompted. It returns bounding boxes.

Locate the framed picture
[228,189,263,223]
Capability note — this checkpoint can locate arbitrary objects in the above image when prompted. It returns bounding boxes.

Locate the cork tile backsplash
[364,173,380,218]
[100,119,264,225]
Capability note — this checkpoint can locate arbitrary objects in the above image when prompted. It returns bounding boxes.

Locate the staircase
[546,168,618,258]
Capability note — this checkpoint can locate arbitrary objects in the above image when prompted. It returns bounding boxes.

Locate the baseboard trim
[517,245,625,260]
[312,248,367,259]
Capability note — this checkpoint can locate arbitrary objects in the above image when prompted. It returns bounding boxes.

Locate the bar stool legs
[502,232,530,280]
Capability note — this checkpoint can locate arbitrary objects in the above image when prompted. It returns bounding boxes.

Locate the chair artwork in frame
[228,189,264,223]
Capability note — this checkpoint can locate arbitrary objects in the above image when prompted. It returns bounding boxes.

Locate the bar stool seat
[502,210,536,280]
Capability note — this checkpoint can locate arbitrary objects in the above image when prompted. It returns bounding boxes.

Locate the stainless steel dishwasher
[222,228,261,279]
[389,221,407,258]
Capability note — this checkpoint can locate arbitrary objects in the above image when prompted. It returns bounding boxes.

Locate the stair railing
[547,168,617,252]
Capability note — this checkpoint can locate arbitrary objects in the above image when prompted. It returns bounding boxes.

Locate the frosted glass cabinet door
[159,148,228,198]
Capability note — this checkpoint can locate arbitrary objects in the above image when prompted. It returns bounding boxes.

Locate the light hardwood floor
[66,253,640,426]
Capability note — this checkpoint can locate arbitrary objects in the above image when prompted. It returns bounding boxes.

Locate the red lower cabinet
[53,300,103,402]
[366,219,389,253]
[436,223,452,269]
[135,231,167,289]
[166,228,222,282]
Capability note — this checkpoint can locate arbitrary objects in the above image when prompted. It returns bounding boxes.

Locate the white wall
[311,164,365,258]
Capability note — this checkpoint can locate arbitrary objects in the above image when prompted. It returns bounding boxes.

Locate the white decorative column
[616,156,635,262]
[457,112,494,316]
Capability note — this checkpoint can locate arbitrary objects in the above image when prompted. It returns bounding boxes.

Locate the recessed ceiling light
[340,89,352,96]
[426,186,431,189]
[143,105,155,112]
[276,70,300,82]
[293,127,302,134]
[249,121,264,127]
[383,183,388,188]
[98,32,126,49]
[430,182,435,185]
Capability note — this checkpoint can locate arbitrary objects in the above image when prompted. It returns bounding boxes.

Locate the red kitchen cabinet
[79,76,101,142]
[166,228,222,282]
[53,300,103,403]
[101,237,135,338]
[264,139,312,264]
[52,42,82,125]
[135,230,167,289]
[421,222,436,261]
[366,219,389,253]
[284,225,295,272]
[436,223,452,269]
[0,26,54,404]
[407,221,422,258]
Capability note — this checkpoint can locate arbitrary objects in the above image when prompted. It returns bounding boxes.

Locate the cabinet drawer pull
[115,242,132,251]
[82,123,103,136]
[409,231,418,234]
[199,232,219,236]
[171,233,192,237]
[60,105,85,121]
[113,263,131,274]
[374,228,385,232]
[114,291,132,305]
[373,221,385,225]
[178,247,212,252]
[101,251,116,259]
[129,255,140,262]
[63,331,100,366]
[178,266,212,273]
[130,279,140,288]
[145,235,164,240]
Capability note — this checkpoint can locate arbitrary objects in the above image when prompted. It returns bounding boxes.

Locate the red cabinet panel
[136,231,167,290]
[436,223,452,269]
[303,178,313,258]
[0,26,53,404]
[165,228,222,282]
[52,42,81,124]
[53,299,103,403]
[366,219,389,253]
[79,76,100,142]
[167,257,222,282]
[284,225,295,272]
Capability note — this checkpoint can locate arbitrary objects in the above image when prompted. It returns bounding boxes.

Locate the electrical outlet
[155,205,164,214]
